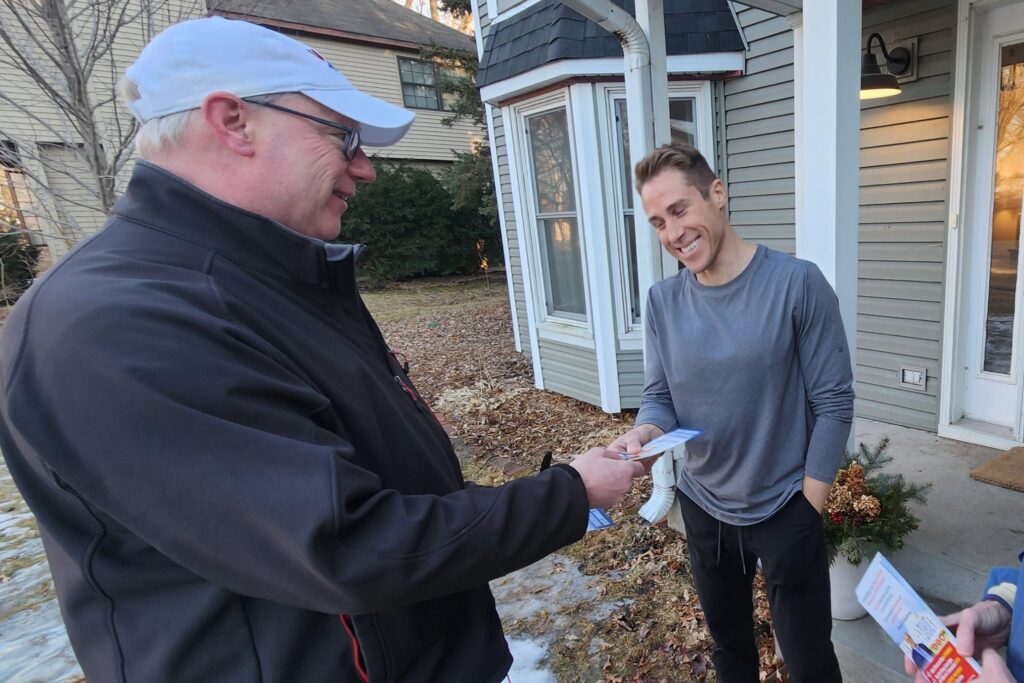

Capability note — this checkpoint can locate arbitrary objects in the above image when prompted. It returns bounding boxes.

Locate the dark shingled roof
[209,0,475,51]
[478,0,743,86]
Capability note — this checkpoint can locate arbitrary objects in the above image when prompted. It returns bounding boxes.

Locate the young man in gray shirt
[610,144,853,683]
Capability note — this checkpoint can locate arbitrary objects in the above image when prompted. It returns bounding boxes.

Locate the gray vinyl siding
[724,5,796,254]
[479,0,493,33]
[618,351,644,409]
[721,0,953,432]
[490,106,530,354]
[538,339,601,405]
[855,0,953,431]
[479,0,529,356]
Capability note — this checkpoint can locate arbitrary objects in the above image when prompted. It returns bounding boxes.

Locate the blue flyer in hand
[586,508,614,532]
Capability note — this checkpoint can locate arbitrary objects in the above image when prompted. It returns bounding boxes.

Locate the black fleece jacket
[0,161,589,682]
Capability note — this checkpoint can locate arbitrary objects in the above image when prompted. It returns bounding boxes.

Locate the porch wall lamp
[860,32,912,100]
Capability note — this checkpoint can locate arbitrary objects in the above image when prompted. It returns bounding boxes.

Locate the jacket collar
[113,160,350,285]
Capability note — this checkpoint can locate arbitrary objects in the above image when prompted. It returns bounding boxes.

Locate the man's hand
[976,648,1018,682]
[801,475,831,513]
[903,601,1013,682]
[607,425,666,475]
[949,600,1014,657]
[569,447,644,509]
[607,424,665,456]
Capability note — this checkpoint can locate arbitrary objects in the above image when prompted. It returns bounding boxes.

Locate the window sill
[537,320,594,349]
[617,333,643,352]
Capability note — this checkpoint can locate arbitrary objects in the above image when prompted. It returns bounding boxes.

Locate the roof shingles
[210,0,474,51]
[478,0,743,87]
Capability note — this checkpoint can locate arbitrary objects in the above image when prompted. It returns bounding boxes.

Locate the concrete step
[831,544,987,682]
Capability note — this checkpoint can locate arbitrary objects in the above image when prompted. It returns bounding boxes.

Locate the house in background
[212,0,483,172]
[472,0,746,413]
[474,0,1024,452]
[0,0,481,259]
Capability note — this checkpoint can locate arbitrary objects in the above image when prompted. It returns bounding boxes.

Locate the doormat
[970,447,1024,493]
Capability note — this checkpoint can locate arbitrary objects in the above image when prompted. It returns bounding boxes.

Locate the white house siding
[539,339,602,405]
[0,0,206,256]
[299,35,483,162]
[721,0,954,432]
[856,0,953,431]
[0,3,480,258]
[37,145,108,237]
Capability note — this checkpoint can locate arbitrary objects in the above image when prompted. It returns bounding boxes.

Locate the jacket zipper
[339,615,370,683]
[393,374,445,430]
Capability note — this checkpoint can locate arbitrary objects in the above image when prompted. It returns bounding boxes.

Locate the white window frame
[509,89,594,347]
[493,0,546,22]
[597,81,716,349]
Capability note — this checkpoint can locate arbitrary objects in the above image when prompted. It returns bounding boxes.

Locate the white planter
[829,554,869,620]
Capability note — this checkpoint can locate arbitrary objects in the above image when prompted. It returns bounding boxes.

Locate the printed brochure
[617,427,703,461]
[855,553,981,683]
[586,508,614,532]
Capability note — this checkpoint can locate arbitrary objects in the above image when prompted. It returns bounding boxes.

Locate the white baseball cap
[124,16,415,147]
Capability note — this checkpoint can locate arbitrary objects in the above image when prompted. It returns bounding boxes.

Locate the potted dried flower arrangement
[824,438,931,619]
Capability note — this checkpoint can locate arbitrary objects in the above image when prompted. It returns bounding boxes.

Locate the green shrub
[0,224,38,305]
[441,141,503,274]
[339,158,502,284]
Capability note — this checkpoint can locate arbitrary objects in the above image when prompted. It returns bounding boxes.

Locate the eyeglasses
[244,98,362,161]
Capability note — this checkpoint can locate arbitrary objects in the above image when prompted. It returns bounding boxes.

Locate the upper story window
[397,57,445,110]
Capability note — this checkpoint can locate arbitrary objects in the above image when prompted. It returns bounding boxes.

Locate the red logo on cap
[307,48,337,71]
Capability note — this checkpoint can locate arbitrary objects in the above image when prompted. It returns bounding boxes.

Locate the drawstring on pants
[716,520,722,565]
[715,519,749,576]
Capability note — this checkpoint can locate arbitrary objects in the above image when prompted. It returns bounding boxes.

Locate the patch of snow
[507,637,557,683]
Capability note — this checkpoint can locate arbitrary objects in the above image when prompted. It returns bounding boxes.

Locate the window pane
[623,213,640,323]
[669,99,696,146]
[402,84,440,110]
[616,97,698,207]
[615,99,633,210]
[542,218,586,316]
[399,59,436,85]
[984,42,1024,374]
[528,109,576,213]
[399,59,441,110]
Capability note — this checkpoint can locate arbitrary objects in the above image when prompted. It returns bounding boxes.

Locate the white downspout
[559,0,677,525]
[559,0,660,300]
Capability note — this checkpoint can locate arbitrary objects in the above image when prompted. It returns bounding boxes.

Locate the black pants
[676,489,842,683]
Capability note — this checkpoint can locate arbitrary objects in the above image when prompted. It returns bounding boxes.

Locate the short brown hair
[634,143,718,198]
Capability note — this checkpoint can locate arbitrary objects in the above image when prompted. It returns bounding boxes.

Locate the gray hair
[117,77,288,159]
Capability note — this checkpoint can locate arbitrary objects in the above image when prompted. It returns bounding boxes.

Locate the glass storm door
[962,3,1024,433]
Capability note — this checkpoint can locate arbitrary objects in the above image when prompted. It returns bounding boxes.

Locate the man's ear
[710,178,727,210]
[201,92,256,157]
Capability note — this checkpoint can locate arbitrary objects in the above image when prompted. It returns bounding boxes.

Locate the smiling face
[640,168,729,278]
[250,94,375,240]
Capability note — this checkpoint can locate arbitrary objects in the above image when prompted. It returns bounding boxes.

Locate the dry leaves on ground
[365,275,785,683]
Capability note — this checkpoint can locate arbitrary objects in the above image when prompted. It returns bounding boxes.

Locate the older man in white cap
[0,17,642,683]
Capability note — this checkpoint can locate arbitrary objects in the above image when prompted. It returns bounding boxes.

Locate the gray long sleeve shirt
[636,245,854,525]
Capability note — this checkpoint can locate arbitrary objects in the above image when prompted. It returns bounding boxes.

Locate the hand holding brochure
[855,553,981,683]
[618,427,703,461]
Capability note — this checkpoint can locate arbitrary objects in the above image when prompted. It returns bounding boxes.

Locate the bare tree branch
[0,0,206,249]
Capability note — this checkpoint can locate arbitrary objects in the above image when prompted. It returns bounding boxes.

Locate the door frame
[940,0,1024,448]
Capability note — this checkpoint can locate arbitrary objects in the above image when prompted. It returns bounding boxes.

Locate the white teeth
[680,236,700,257]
